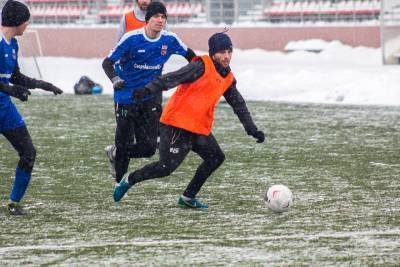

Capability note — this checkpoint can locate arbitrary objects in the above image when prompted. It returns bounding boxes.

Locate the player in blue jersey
[0,0,63,215]
[102,1,195,185]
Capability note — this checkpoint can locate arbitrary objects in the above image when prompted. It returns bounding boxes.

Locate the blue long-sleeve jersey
[107,28,188,104]
[0,32,25,132]
[0,32,18,104]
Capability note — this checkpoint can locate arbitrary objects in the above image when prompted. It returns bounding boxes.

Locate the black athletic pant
[114,100,162,182]
[3,126,36,173]
[128,123,225,198]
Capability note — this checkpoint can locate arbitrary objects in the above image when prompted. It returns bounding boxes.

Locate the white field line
[1,229,399,253]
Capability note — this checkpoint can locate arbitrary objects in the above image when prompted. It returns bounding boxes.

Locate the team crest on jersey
[161,45,168,55]
[170,147,179,154]
[12,49,16,60]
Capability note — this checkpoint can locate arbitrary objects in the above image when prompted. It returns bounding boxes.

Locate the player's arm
[134,59,204,101]
[185,48,196,62]
[0,82,30,101]
[102,58,117,81]
[10,63,63,95]
[223,82,265,143]
[102,36,131,90]
[102,58,125,90]
[170,33,196,62]
[146,59,204,94]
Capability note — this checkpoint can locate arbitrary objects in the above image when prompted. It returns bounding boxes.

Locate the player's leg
[153,92,163,148]
[178,133,225,209]
[114,104,135,183]
[130,124,191,184]
[127,100,161,158]
[3,126,36,215]
[113,124,191,202]
[104,143,116,178]
[105,102,120,179]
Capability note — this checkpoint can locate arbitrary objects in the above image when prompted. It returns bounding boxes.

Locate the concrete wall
[18,26,380,58]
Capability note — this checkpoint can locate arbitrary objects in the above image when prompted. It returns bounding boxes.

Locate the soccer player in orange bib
[113,32,265,208]
[117,0,150,40]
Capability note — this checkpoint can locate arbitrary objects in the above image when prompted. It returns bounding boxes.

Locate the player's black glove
[0,83,31,102]
[111,76,125,90]
[134,87,150,102]
[248,129,265,143]
[37,81,63,95]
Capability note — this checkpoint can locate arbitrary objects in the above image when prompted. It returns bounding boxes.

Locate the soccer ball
[264,184,293,213]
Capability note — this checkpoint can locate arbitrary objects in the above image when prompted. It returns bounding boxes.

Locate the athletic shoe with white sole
[105,144,116,178]
[113,174,130,202]
[8,202,26,215]
[177,196,208,209]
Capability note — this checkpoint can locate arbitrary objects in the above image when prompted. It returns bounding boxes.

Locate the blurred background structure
[0,0,399,64]
[381,0,400,63]
[0,0,393,25]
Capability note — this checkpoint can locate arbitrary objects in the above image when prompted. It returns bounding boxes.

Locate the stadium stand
[24,0,205,24]
[264,0,381,23]
[22,0,381,25]
[98,1,203,24]
[30,5,89,24]
[26,0,96,24]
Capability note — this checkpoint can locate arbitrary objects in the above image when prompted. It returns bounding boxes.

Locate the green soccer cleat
[113,175,130,202]
[178,196,208,209]
[8,202,26,216]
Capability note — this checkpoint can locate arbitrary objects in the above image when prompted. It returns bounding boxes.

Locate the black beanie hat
[145,1,167,22]
[1,0,30,27]
[208,32,233,56]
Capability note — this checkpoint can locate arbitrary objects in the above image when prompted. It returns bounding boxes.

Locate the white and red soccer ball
[264,184,293,213]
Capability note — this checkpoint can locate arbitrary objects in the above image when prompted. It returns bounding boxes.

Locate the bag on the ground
[74,76,103,95]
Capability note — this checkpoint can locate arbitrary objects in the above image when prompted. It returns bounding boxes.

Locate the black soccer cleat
[8,202,26,216]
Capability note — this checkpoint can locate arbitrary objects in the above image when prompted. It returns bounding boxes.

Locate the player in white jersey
[102,1,195,185]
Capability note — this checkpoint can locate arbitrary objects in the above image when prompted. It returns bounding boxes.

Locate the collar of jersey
[142,28,163,43]
[0,32,11,45]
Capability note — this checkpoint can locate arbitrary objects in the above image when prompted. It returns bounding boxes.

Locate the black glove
[37,81,63,95]
[134,87,150,102]
[111,76,125,90]
[0,84,31,102]
[249,129,265,143]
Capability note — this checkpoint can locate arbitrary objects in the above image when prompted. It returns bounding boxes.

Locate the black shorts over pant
[128,123,225,198]
[114,99,162,182]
